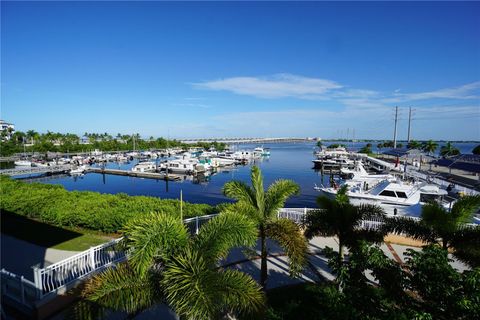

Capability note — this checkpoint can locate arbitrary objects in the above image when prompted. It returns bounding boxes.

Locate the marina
[3,141,478,210]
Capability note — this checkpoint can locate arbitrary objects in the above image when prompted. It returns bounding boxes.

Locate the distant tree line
[0,130,226,156]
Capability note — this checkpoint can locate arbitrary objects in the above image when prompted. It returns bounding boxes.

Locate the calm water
[24,141,479,208]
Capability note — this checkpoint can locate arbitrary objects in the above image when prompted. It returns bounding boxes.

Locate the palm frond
[250,166,265,213]
[122,213,189,275]
[383,216,437,243]
[264,179,300,219]
[421,201,456,235]
[335,185,350,204]
[216,269,265,315]
[451,195,480,224]
[265,218,308,277]
[355,203,385,220]
[222,180,256,208]
[194,211,257,263]
[162,248,217,319]
[450,226,480,268]
[222,201,263,223]
[82,263,160,315]
[304,208,339,239]
[65,299,106,320]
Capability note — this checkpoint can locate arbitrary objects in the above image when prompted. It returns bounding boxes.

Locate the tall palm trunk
[260,226,268,290]
[338,236,344,292]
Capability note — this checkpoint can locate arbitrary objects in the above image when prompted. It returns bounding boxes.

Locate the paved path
[0,234,80,281]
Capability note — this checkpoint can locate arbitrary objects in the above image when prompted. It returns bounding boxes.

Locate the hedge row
[0,176,215,233]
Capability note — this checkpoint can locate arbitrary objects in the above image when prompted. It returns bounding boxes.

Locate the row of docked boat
[312,146,359,170]
[314,161,479,224]
[131,147,271,175]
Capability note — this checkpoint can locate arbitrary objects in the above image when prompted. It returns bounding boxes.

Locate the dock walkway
[87,167,182,181]
[0,165,72,177]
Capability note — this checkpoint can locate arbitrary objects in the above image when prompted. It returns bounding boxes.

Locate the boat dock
[0,165,73,176]
[87,168,182,181]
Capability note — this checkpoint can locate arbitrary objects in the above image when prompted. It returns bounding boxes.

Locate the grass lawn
[1,211,114,251]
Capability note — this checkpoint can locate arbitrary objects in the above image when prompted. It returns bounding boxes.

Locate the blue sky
[1,1,479,140]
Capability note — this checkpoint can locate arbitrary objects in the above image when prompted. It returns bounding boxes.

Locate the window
[379,190,397,197]
[396,191,408,199]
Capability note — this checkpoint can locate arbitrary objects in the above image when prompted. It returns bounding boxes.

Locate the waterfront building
[0,120,15,140]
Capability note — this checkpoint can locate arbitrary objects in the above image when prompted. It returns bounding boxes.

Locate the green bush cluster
[0,176,215,233]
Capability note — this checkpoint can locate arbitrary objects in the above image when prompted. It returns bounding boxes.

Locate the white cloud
[173,103,211,109]
[193,73,343,99]
[193,74,480,109]
[385,81,480,103]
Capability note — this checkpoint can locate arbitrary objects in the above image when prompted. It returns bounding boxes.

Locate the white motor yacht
[14,160,32,167]
[70,165,87,175]
[316,178,449,218]
[167,158,199,174]
[254,147,270,157]
[131,161,157,173]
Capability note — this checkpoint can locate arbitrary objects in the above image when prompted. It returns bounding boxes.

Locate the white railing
[277,207,311,224]
[4,208,424,305]
[33,238,125,298]
[183,214,220,235]
[1,269,39,308]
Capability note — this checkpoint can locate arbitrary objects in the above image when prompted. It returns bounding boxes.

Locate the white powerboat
[70,165,87,175]
[14,160,32,167]
[166,158,199,174]
[254,147,270,157]
[131,161,156,173]
[316,178,449,218]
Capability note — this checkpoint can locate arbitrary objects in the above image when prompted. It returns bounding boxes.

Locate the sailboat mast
[393,106,398,149]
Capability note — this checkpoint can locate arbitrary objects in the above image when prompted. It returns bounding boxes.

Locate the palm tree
[223,166,308,289]
[385,195,480,267]
[304,185,386,267]
[81,212,265,319]
[473,145,480,155]
[440,141,460,157]
[26,130,38,144]
[407,140,422,150]
[422,140,438,155]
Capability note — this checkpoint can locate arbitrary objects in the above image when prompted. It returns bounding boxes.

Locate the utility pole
[393,106,398,149]
[407,107,412,143]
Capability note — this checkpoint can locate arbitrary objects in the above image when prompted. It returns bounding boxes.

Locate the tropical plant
[422,140,438,155]
[473,145,480,155]
[0,176,214,233]
[80,212,265,319]
[405,245,480,319]
[304,186,386,280]
[385,195,480,267]
[440,142,461,157]
[407,140,422,150]
[222,166,308,289]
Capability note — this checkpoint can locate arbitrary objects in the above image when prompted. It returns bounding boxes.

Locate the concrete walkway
[0,234,80,281]
[223,236,470,289]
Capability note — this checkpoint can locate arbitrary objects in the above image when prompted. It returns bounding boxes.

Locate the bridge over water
[181,137,315,144]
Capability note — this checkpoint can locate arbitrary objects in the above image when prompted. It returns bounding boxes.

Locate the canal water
[21,141,479,208]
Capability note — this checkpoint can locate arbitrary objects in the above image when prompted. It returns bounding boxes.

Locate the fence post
[195,216,199,234]
[20,276,25,304]
[32,266,43,299]
[90,247,96,270]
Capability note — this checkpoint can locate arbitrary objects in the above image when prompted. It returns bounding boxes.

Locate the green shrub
[0,176,215,233]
